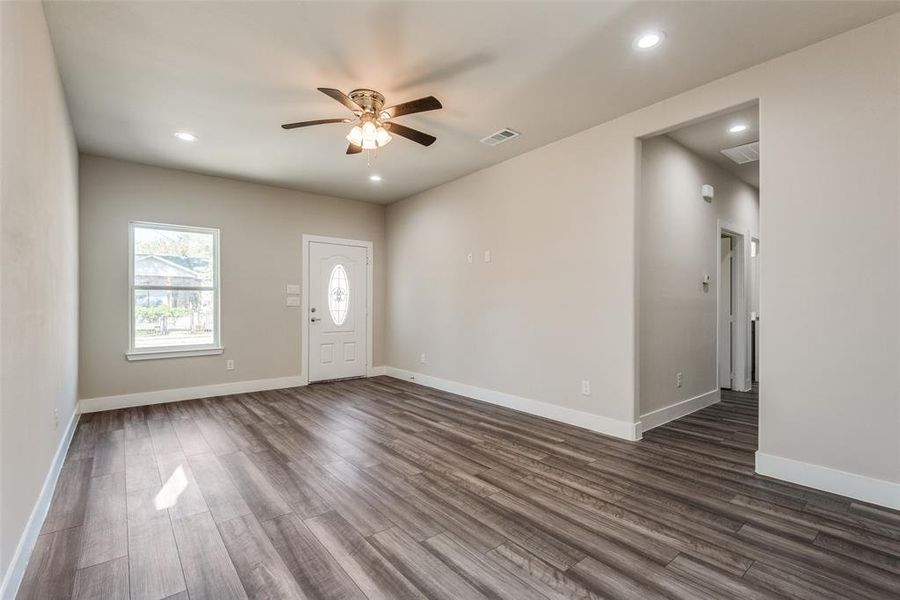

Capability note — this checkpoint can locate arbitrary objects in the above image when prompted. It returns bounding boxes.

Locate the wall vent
[480,128,521,146]
[721,140,759,164]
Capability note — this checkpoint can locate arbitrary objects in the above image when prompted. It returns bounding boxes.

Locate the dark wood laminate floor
[18,378,900,599]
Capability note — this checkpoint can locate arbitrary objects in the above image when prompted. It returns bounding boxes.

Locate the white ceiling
[44,1,899,203]
[667,103,760,188]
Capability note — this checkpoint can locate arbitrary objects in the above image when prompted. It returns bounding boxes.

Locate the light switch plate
[286,296,300,306]
[483,250,492,263]
[286,284,301,295]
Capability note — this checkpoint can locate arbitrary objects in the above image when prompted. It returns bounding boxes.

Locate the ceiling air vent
[480,128,521,146]
[721,140,760,165]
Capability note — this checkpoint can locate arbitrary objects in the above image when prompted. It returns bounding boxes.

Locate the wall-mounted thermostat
[701,184,714,202]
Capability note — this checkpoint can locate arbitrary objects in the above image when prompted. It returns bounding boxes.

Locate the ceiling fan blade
[385,122,437,147]
[380,96,442,119]
[346,143,362,155]
[318,88,363,114]
[281,118,349,130]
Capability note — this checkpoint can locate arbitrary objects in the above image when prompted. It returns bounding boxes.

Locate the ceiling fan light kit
[375,127,392,146]
[282,87,442,156]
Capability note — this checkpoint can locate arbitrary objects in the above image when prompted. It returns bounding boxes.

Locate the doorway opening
[751,237,760,384]
[720,234,734,389]
[718,226,750,391]
[637,101,760,433]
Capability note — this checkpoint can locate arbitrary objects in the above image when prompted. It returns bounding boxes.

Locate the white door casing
[305,238,370,382]
[716,220,751,392]
[751,237,760,382]
[719,235,733,388]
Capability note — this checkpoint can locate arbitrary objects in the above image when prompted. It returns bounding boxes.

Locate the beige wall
[752,18,898,484]
[79,155,385,400]
[0,1,79,583]
[386,122,637,424]
[639,135,759,417]
[387,14,899,483]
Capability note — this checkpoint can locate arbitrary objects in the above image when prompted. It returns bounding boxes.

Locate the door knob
[311,317,321,322]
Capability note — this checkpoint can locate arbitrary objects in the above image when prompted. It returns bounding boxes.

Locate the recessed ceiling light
[729,124,748,134]
[174,131,197,142]
[634,31,665,50]
[369,174,382,182]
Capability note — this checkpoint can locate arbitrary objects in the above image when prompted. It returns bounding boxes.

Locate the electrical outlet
[53,408,59,430]
[676,372,683,388]
[285,284,301,295]
[581,380,591,395]
[419,353,426,364]
[466,252,473,264]
[226,359,235,371]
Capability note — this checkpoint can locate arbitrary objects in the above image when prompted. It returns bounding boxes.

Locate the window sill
[126,347,224,361]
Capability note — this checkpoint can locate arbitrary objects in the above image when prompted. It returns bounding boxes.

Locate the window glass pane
[328,264,350,326]
[134,226,215,287]
[134,289,215,348]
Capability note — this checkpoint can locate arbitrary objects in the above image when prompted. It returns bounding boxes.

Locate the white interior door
[308,241,368,382]
[719,235,733,389]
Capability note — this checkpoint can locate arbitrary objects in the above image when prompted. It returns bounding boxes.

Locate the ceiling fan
[282,88,442,155]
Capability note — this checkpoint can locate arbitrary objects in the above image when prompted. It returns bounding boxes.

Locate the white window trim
[127,221,223,361]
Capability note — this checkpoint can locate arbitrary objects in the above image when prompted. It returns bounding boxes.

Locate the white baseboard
[756,452,900,510]
[639,389,720,434]
[0,406,80,599]
[385,367,640,441]
[79,374,308,413]
[79,368,391,413]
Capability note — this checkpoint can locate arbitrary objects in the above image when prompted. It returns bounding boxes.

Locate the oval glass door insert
[328,264,350,326]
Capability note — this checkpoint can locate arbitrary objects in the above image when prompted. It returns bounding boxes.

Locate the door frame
[716,220,752,392]
[751,235,760,382]
[301,234,374,384]
[718,234,734,389]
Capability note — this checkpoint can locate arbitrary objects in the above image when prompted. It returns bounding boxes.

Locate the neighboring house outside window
[128,222,222,360]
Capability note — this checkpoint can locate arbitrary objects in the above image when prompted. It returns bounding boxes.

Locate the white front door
[719,235,733,389]
[308,241,368,382]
